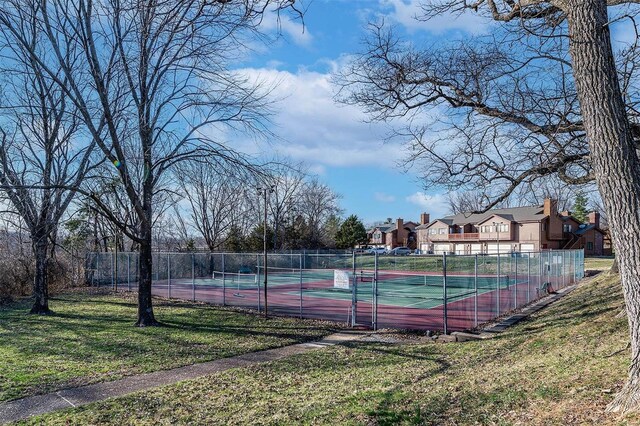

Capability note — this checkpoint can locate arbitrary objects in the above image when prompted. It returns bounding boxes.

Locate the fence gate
[352,253,376,328]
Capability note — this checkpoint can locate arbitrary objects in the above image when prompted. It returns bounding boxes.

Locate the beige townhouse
[415,198,605,255]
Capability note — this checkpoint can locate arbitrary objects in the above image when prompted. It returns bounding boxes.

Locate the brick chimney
[395,218,405,247]
[420,213,430,225]
[544,198,563,240]
[543,198,557,217]
[588,211,600,228]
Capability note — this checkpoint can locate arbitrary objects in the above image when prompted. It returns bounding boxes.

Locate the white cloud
[406,191,449,218]
[232,66,407,169]
[379,0,491,35]
[375,192,396,203]
[308,164,327,175]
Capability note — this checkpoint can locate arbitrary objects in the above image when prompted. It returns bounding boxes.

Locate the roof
[369,223,396,233]
[422,205,547,228]
[573,223,607,235]
[369,221,419,233]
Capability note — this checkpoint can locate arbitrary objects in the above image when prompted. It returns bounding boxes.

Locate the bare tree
[337,0,640,413]
[298,178,342,248]
[175,159,256,251]
[0,17,96,314]
[447,190,505,215]
[515,177,586,212]
[266,163,307,250]
[0,0,298,325]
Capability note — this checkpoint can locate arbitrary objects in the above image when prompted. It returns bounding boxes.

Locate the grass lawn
[585,257,615,271]
[0,290,338,402]
[23,270,637,425]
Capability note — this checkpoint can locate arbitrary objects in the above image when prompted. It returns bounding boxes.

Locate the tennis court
[88,250,585,332]
[169,267,517,310]
[295,272,516,310]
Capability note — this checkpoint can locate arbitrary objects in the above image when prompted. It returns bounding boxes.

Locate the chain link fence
[87,249,584,332]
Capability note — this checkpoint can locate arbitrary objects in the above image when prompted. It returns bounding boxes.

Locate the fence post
[527,254,531,303]
[474,254,478,328]
[443,253,448,335]
[373,252,378,331]
[222,253,226,306]
[115,250,119,292]
[538,251,542,297]
[127,253,131,291]
[496,251,501,316]
[111,251,115,290]
[299,253,303,319]
[192,253,196,302]
[93,254,97,287]
[256,253,261,313]
[514,253,518,309]
[167,253,171,299]
[352,251,357,327]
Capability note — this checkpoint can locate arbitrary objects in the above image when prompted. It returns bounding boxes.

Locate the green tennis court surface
[176,270,521,310]
[295,275,519,309]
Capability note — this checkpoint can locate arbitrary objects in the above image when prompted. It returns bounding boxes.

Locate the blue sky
[228,0,464,225]
[230,0,637,226]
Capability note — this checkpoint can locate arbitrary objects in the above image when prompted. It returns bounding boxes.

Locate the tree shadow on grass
[341,343,454,425]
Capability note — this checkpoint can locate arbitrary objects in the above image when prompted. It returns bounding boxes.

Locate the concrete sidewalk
[0,331,368,424]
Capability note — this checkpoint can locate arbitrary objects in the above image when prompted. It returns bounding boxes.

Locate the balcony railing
[447,233,480,240]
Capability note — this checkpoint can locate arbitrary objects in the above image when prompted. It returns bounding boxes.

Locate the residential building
[368,214,430,250]
[415,199,605,255]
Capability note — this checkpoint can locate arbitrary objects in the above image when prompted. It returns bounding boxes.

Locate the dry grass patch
[585,257,615,271]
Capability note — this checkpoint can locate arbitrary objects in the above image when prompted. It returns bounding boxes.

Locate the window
[438,228,446,234]
[563,224,572,232]
[481,225,501,233]
[587,242,593,250]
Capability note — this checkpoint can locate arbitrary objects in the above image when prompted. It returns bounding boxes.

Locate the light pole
[288,205,297,249]
[257,185,275,318]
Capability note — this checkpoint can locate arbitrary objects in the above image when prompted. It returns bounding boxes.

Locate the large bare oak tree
[337,0,640,413]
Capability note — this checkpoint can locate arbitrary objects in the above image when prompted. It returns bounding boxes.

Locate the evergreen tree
[573,191,589,223]
[224,225,246,252]
[335,215,368,249]
[245,224,274,252]
[322,215,342,248]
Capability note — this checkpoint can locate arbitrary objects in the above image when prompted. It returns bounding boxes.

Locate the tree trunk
[566,0,640,413]
[30,235,51,315]
[611,257,619,274]
[136,222,159,326]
